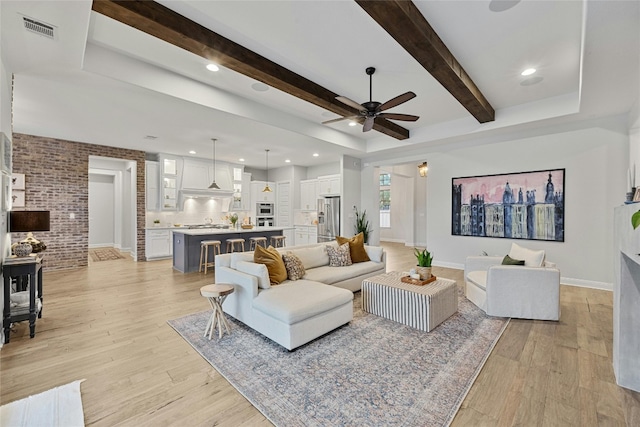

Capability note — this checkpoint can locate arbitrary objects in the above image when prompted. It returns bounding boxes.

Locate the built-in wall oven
[257,203,274,217]
[257,217,274,227]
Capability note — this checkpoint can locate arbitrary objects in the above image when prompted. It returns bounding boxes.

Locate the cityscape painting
[452,169,565,242]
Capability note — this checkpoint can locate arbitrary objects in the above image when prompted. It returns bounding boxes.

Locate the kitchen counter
[175,226,293,236]
[172,226,294,273]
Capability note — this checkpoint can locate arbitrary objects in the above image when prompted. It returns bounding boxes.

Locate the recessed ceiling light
[521,68,536,76]
[285,159,291,163]
[348,121,357,127]
[189,150,196,154]
[313,153,319,157]
[239,158,245,162]
[143,135,157,140]
[251,82,269,92]
[206,63,219,72]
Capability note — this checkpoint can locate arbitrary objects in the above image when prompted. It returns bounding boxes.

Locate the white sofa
[215,242,386,349]
[464,244,560,321]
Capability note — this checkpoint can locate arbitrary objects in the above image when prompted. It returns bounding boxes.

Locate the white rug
[0,380,85,427]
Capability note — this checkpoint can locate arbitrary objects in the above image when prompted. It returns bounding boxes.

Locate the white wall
[426,119,628,288]
[341,155,361,238]
[307,163,339,179]
[0,6,11,345]
[89,173,115,247]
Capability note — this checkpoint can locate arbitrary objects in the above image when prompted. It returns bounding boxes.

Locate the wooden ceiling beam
[356,0,495,123]
[91,0,410,140]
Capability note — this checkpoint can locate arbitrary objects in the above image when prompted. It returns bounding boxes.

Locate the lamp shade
[9,211,50,232]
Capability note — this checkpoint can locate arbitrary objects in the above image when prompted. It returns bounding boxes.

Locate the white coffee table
[362,271,458,332]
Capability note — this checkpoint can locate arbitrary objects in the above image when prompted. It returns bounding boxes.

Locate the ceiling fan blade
[379,91,416,112]
[363,117,375,132]
[322,116,359,125]
[378,113,420,122]
[336,96,365,112]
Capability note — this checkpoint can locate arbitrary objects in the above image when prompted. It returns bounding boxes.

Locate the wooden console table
[2,254,44,343]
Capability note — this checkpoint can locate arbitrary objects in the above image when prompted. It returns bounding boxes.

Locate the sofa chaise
[215,241,386,349]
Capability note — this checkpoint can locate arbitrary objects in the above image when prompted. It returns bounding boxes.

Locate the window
[380,173,390,228]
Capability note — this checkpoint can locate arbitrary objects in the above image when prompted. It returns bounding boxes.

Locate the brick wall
[11,133,146,270]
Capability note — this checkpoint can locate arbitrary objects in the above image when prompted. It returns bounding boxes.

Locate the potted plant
[354,207,373,244]
[229,213,239,229]
[414,248,433,280]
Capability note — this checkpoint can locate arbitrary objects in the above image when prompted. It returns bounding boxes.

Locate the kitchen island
[173,226,294,273]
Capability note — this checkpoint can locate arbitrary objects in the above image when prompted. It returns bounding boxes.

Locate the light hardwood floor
[1,243,638,426]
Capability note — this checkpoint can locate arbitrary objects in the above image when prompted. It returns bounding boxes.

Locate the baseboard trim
[431,262,613,291]
[561,277,612,291]
[433,261,464,270]
[380,238,405,244]
[89,243,114,249]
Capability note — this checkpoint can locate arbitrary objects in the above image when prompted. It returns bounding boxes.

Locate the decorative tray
[401,275,437,286]
[241,224,254,229]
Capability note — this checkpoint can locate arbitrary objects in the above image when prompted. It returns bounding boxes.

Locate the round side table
[200,284,234,340]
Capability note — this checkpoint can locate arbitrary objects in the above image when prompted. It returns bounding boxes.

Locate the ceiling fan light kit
[324,67,420,133]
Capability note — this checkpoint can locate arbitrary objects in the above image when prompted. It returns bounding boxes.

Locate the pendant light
[262,149,272,193]
[208,138,220,189]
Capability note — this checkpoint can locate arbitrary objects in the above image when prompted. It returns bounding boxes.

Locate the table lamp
[9,210,50,256]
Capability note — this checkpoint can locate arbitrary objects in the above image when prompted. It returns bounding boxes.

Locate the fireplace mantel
[613,204,640,392]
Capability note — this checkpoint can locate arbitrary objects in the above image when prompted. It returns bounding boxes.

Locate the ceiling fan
[323,67,419,132]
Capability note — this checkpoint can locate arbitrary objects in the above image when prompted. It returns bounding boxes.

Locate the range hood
[179,158,235,202]
[179,188,235,200]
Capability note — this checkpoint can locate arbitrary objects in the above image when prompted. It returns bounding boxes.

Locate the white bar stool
[200,284,234,339]
[225,238,246,253]
[199,240,221,274]
[270,235,286,248]
[249,236,267,251]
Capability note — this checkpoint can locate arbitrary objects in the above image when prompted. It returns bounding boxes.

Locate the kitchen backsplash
[147,198,252,227]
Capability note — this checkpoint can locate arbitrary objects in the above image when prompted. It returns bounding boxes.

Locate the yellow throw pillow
[254,245,287,285]
[336,232,370,263]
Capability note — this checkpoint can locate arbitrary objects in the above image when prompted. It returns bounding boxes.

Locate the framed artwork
[12,190,25,208]
[634,187,640,202]
[452,168,565,242]
[1,132,11,174]
[12,173,25,190]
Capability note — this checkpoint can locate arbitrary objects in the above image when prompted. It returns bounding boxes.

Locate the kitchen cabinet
[146,229,172,260]
[251,181,276,204]
[145,161,160,211]
[317,174,341,196]
[160,156,181,211]
[232,169,252,212]
[240,172,251,211]
[294,225,318,246]
[300,179,318,210]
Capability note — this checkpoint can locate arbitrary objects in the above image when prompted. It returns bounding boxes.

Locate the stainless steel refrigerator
[317,196,340,243]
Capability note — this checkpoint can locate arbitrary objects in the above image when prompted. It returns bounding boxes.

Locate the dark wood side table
[2,255,44,343]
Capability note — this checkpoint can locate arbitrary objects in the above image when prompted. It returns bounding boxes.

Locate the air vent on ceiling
[22,16,56,40]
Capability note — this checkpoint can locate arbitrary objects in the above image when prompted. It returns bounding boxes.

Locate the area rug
[89,247,125,262]
[0,380,85,426]
[168,293,508,427]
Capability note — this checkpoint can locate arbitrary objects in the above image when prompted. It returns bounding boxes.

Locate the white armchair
[464,244,560,321]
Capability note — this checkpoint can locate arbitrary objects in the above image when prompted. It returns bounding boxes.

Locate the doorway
[88,156,137,261]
